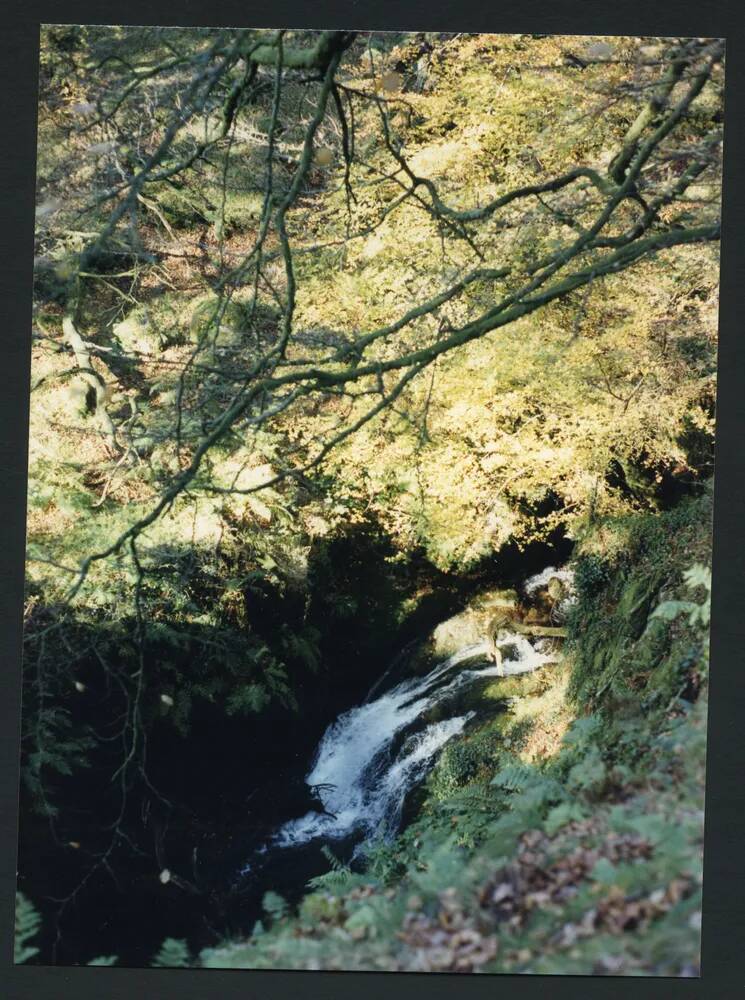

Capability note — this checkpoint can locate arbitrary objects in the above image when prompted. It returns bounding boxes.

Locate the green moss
[481,667,554,703]
[567,490,711,712]
[148,181,213,228]
[112,295,187,354]
[189,297,248,347]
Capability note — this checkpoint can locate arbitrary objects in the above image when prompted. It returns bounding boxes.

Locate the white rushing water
[273,633,556,850]
[524,564,575,595]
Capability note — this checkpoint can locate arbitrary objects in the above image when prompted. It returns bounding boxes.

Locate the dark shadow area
[16,512,574,967]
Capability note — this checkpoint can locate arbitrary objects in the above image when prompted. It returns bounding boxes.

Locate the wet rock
[430,588,518,659]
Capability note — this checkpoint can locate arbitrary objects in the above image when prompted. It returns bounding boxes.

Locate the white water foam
[272,634,556,850]
[523,564,574,595]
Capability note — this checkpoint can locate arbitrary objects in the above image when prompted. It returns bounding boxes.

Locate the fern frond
[14,892,41,964]
[151,937,190,967]
[306,845,354,891]
[490,762,537,792]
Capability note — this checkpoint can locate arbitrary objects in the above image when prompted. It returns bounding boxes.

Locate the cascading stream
[232,566,574,886]
[272,633,556,850]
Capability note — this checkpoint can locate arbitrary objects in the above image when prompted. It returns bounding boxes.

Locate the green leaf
[151,937,190,968]
[650,600,697,622]
[590,857,618,884]
[14,892,42,964]
[683,564,711,592]
[491,761,536,791]
[626,813,670,846]
[567,746,607,794]
[544,801,585,835]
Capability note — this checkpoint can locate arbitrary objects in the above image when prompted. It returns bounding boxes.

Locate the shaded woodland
[17,28,720,973]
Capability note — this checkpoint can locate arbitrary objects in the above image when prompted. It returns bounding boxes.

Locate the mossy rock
[430,587,520,660]
[189,298,248,349]
[113,309,158,355]
[477,588,519,613]
[482,668,552,702]
[113,302,182,355]
[63,378,94,417]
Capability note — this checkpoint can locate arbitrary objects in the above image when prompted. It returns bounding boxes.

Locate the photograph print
[17,26,722,976]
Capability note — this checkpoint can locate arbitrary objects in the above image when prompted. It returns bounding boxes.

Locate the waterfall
[272,633,556,851]
[524,564,575,595]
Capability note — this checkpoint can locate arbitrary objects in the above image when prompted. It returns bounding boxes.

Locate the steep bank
[200,487,711,975]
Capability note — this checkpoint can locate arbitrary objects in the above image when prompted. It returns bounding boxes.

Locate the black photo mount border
[1,3,743,997]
